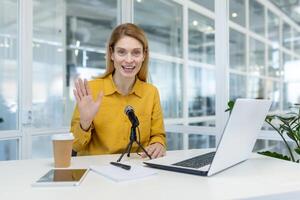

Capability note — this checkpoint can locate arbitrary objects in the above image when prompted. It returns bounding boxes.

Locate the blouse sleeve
[149,87,166,147]
[70,105,94,152]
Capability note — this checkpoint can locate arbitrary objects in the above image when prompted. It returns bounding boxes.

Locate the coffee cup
[52,133,74,168]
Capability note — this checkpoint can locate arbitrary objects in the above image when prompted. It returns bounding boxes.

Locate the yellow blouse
[70,74,166,156]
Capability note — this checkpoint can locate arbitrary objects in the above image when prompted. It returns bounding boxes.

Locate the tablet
[32,168,89,187]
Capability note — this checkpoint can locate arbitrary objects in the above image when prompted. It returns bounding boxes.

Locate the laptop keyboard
[172,151,216,169]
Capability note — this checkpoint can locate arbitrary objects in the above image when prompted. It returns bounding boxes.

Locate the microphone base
[117,126,152,162]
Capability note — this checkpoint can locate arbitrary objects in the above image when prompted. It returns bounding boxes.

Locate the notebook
[90,164,157,182]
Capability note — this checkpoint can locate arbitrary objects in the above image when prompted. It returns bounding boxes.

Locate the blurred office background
[0,0,300,160]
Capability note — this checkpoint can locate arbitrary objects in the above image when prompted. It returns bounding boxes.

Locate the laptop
[144,98,272,176]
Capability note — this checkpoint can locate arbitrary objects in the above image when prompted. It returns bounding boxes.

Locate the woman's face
[111,36,145,79]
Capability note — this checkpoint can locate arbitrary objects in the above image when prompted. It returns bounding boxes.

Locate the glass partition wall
[0,0,19,160]
[31,0,119,158]
[229,0,300,152]
[1,0,300,160]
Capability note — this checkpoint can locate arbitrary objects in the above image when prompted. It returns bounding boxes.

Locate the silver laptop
[144,99,272,176]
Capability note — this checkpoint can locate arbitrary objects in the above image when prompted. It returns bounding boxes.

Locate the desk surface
[1,149,300,200]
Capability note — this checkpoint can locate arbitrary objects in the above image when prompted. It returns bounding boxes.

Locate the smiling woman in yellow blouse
[70,23,166,159]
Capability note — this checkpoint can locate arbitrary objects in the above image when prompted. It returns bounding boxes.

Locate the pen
[110,162,131,170]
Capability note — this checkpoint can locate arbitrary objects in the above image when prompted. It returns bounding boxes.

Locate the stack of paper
[90,164,157,182]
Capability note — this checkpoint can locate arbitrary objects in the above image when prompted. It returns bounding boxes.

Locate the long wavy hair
[101,23,149,82]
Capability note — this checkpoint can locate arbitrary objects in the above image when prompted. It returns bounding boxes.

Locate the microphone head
[124,105,134,115]
[124,105,139,127]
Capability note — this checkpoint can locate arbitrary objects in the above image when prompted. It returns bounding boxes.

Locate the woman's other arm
[141,87,166,158]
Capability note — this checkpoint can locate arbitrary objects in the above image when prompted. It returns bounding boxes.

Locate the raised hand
[73,78,103,130]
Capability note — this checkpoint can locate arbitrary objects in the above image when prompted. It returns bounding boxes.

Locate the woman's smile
[121,64,136,73]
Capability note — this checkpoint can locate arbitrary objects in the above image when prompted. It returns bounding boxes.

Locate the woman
[70,23,166,159]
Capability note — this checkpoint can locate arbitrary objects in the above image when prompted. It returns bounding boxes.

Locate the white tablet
[32,168,89,187]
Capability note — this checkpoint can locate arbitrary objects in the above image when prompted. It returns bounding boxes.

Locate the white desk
[1,149,300,200]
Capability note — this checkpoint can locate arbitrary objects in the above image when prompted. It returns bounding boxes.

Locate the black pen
[110,162,131,170]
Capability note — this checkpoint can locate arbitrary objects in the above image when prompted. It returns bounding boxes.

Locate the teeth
[123,66,135,69]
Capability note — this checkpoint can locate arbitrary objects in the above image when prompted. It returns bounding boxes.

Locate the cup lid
[52,133,74,140]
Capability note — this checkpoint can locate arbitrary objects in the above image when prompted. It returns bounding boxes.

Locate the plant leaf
[228,100,234,108]
[297,126,300,140]
[257,151,291,161]
[225,100,235,113]
[277,115,296,125]
[285,130,297,142]
[295,147,300,155]
[224,108,231,112]
[265,115,275,123]
[290,117,299,126]
[293,131,300,142]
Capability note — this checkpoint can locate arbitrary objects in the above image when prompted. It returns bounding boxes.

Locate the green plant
[226,100,300,162]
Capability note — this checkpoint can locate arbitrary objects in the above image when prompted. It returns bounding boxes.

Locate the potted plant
[226,100,300,162]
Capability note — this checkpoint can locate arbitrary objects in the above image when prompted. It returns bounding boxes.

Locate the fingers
[151,148,160,159]
[75,80,82,99]
[141,143,166,159]
[84,79,92,95]
[74,79,84,100]
[141,146,152,158]
[73,89,80,102]
[78,78,87,96]
[74,78,104,106]
[146,145,156,158]
[151,145,165,158]
[74,78,90,101]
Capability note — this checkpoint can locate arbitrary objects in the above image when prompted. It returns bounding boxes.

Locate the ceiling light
[76,40,80,47]
[192,20,198,26]
[294,6,300,14]
[232,12,238,18]
[205,26,213,33]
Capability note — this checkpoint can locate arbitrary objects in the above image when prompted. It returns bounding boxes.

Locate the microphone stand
[117,125,152,162]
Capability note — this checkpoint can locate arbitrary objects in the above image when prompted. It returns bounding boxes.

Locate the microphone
[124,105,139,127]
